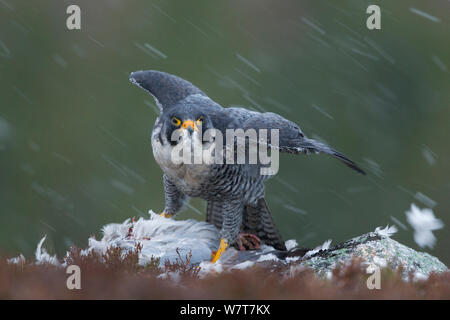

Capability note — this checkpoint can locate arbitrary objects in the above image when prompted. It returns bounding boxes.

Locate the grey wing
[242,112,366,175]
[130,70,206,112]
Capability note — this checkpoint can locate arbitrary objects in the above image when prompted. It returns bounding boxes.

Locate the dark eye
[196,116,203,125]
[171,117,181,126]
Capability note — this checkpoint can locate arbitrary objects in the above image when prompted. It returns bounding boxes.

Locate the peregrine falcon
[130,70,365,263]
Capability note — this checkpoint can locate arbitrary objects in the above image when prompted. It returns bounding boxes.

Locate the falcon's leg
[206,200,223,229]
[211,199,243,263]
[160,174,189,218]
[208,202,261,250]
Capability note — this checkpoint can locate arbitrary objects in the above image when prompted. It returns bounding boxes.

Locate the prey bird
[130,70,365,263]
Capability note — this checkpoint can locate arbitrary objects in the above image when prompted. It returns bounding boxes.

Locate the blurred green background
[0,0,449,264]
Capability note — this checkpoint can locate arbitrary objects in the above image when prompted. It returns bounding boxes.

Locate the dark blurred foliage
[1,250,450,299]
[0,1,449,263]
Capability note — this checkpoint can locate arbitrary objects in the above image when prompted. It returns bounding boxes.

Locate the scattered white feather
[7,254,25,265]
[157,271,181,283]
[197,261,224,278]
[285,256,301,263]
[406,203,444,249]
[256,253,279,262]
[412,271,428,282]
[321,239,332,250]
[375,225,398,238]
[231,260,255,270]
[35,235,60,266]
[285,239,298,251]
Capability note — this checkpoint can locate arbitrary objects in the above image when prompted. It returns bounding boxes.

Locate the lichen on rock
[298,231,447,280]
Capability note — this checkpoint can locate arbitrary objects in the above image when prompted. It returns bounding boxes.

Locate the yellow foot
[211,238,228,263]
[160,212,173,218]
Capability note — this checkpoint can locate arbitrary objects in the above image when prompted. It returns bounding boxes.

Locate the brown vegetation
[1,245,449,299]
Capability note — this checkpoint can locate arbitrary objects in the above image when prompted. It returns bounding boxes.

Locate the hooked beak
[181,120,199,132]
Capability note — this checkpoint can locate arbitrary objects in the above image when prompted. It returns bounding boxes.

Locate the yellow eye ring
[196,117,203,126]
[171,117,181,126]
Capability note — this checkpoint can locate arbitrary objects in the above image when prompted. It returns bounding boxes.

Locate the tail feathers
[286,138,366,175]
[242,199,287,251]
[326,149,366,175]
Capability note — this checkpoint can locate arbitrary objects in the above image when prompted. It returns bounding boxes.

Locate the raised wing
[130,70,206,112]
[242,112,366,175]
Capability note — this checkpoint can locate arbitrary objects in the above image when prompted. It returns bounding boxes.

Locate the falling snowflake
[406,203,444,249]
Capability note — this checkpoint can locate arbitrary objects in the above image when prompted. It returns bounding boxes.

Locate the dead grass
[1,246,449,299]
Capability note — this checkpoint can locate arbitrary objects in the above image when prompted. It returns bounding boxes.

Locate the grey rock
[299,232,447,278]
[226,231,448,279]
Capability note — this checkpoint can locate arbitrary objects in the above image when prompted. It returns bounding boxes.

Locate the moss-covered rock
[297,232,447,279]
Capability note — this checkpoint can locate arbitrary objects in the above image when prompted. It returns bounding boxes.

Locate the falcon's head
[130,70,220,148]
[159,105,214,146]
